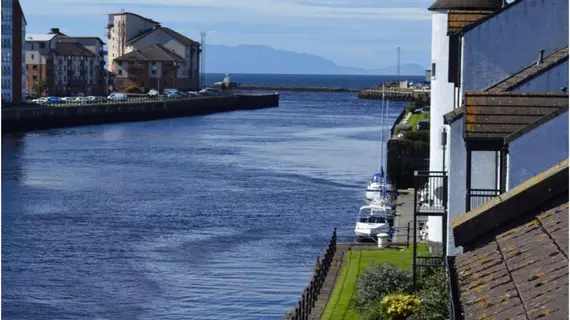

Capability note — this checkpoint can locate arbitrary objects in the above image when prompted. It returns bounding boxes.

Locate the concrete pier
[358,89,430,102]
[2,93,279,133]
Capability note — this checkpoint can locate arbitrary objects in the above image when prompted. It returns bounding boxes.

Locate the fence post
[407,222,410,248]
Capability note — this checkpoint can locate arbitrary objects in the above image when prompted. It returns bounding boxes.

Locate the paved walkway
[391,189,427,245]
[308,244,350,320]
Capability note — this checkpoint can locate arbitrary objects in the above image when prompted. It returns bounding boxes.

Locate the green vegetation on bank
[407,112,430,132]
[321,245,429,320]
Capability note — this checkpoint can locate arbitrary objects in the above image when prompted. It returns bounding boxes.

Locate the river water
[2,91,405,319]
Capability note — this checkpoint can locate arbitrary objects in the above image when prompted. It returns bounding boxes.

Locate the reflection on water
[2,91,406,319]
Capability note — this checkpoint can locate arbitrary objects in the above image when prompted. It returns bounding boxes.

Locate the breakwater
[358,89,430,102]
[2,93,279,133]
[237,85,358,93]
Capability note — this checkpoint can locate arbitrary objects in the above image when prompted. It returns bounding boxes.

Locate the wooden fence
[288,228,337,320]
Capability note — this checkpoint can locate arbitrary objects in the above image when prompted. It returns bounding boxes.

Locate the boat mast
[379,84,385,175]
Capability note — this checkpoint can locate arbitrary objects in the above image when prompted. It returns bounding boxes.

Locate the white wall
[427,10,456,245]
[447,119,465,256]
[508,110,569,189]
[462,0,569,92]
[512,60,569,92]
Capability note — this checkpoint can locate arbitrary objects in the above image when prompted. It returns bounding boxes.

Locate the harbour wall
[358,89,430,102]
[2,93,279,133]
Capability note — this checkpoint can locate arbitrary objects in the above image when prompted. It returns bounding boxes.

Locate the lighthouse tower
[426,0,504,251]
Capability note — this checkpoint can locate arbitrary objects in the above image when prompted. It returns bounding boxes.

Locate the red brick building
[113,44,185,92]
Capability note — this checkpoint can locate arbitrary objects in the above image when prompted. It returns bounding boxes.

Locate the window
[32,65,37,70]
[33,75,38,80]
[31,54,35,60]
[40,43,45,49]
[118,70,123,75]
[431,63,436,79]
[151,70,156,75]
[30,43,34,50]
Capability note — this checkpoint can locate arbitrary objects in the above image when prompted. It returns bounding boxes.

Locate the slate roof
[126,27,198,46]
[107,12,159,25]
[444,107,465,124]
[429,0,504,11]
[114,44,184,62]
[452,159,569,320]
[463,92,568,140]
[55,42,96,57]
[488,47,569,93]
[26,34,57,42]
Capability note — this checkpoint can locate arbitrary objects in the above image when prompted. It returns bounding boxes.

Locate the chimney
[50,28,60,34]
[536,49,545,66]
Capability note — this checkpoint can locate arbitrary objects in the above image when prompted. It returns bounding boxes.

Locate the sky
[21,0,435,70]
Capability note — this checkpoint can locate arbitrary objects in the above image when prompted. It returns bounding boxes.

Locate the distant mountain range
[204,44,426,76]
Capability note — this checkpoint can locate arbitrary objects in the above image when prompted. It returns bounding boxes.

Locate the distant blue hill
[204,44,425,76]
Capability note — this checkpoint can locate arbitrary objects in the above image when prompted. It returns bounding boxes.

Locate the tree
[32,80,47,95]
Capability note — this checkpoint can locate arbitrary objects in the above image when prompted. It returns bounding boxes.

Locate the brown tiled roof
[464,92,568,140]
[448,10,494,34]
[126,26,197,46]
[504,106,569,144]
[453,159,569,320]
[55,42,96,57]
[488,47,569,92]
[114,44,184,62]
[429,0,504,11]
[455,202,569,320]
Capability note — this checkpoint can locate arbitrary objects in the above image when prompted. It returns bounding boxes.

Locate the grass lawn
[321,245,428,320]
[406,112,430,132]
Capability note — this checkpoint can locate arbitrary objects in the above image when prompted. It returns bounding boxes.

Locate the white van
[107,92,128,101]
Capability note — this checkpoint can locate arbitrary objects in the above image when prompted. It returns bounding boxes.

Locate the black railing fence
[468,188,500,210]
[287,229,337,320]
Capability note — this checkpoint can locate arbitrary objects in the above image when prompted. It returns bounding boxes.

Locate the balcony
[468,189,500,211]
[414,170,447,214]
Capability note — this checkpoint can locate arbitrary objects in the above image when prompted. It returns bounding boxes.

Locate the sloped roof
[444,107,465,124]
[429,0,504,11]
[463,92,568,140]
[126,26,197,46]
[504,106,569,144]
[60,36,105,45]
[26,34,57,42]
[55,42,96,57]
[107,12,159,25]
[452,159,569,320]
[447,10,495,34]
[488,47,569,92]
[114,44,184,62]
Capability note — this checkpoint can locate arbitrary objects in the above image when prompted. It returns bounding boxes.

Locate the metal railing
[414,170,447,213]
[468,188,500,210]
[288,229,337,320]
[412,170,448,291]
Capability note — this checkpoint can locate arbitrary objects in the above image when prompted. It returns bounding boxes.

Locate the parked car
[416,120,430,131]
[147,89,159,98]
[107,92,128,101]
[75,97,89,104]
[61,97,76,102]
[32,97,48,104]
[187,91,200,97]
[166,91,184,99]
[198,88,222,96]
[87,96,106,103]
[44,97,63,105]
[25,93,39,100]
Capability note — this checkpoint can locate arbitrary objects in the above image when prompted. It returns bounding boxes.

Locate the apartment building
[26,28,107,96]
[113,44,184,92]
[1,0,26,104]
[106,11,200,91]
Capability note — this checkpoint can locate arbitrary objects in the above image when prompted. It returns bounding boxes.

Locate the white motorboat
[354,205,391,240]
[365,173,396,201]
[370,194,397,211]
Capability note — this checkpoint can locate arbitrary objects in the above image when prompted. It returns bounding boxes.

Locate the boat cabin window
[358,216,387,223]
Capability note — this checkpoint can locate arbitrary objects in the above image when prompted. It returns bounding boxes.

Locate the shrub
[394,124,413,136]
[405,131,429,143]
[382,293,421,319]
[125,85,141,93]
[409,268,449,320]
[354,262,413,312]
[405,103,417,113]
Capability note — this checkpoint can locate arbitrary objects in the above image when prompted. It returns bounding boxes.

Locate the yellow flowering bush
[381,293,421,319]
